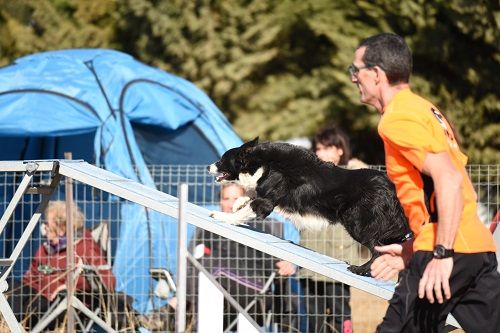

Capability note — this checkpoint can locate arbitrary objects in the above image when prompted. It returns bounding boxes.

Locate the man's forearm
[422,152,463,249]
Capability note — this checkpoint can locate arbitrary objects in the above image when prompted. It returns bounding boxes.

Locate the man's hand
[418,257,453,304]
[371,244,405,281]
[371,240,413,281]
[275,261,296,276]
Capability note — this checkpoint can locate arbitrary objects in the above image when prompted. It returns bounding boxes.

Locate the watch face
[433,245,453,258]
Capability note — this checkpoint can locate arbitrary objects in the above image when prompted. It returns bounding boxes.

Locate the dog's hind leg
[347,251,380,277]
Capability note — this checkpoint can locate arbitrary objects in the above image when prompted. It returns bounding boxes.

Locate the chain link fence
[0,164,497,332]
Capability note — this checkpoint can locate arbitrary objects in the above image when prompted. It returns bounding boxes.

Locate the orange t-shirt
[378,88,496,253]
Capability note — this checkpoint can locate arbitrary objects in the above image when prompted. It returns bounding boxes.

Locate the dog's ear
[241,137,259,149]
[238,137,258,165]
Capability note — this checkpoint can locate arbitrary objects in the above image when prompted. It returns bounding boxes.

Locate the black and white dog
[207,138,411,276]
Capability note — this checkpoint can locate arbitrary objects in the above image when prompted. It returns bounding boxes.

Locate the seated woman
[8,200,117,329]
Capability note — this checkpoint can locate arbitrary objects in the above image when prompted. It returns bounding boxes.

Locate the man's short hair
[358,33,412,85]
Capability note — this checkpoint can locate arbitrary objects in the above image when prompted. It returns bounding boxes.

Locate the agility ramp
[0,160,460,331]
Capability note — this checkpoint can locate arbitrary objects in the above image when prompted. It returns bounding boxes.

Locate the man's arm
[418,151,463,303]
[421,152,463,249]
[371,151,463,290]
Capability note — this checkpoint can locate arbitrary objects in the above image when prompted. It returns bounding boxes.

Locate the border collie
[207,138,411,276]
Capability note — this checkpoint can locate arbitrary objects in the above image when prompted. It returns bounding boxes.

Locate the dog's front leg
[210,200,256,225]
[232,196,251,213]
[250,198,275,220]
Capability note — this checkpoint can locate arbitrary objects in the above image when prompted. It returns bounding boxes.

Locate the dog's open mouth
[216,172,229,182]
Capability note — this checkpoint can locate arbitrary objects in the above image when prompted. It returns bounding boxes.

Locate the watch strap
[433,244,454,259]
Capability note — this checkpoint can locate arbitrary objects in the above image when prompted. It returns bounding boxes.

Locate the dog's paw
[210,211,224,220]
[232,196,251,212]
[209,211,244,225]
[347,265,372,277]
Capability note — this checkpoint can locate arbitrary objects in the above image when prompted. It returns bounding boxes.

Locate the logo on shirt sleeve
[430,107,458,149]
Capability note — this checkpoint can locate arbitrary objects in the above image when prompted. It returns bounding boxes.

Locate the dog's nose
[207,163,217,174]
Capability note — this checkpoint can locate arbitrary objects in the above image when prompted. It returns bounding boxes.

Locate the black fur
[208,138,411,276]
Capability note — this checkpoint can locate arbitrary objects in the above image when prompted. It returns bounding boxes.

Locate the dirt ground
[351,288,388,333]
[0,288,465,333]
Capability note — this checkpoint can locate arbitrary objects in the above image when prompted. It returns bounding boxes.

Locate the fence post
[176,183,188,333]
[64,152,75,333]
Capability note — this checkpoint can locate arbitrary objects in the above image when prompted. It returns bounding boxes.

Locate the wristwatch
[433,244,454,259]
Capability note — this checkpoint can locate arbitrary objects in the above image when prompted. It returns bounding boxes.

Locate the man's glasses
[348,63,375,77]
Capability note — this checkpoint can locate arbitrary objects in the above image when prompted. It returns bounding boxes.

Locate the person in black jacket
[191,183,299,331]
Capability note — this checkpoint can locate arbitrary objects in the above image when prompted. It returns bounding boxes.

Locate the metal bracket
[25,161,39,173]
[25,186,55,195]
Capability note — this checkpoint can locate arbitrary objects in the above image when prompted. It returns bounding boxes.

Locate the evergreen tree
[0,0,118,65]
[0,0,497,163]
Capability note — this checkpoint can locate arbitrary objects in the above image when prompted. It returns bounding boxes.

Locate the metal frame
[0,160,461,330]
[0,161,114,332]
[0,161,61,333]
[31,293,115,333]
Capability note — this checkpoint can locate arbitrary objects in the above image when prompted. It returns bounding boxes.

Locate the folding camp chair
[31,263,118,333]
[218,269,277,333]
[192,217,299,332]
[91,219,112,265]
[31,220,136,333]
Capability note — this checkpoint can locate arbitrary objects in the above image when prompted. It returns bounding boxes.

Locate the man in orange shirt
[350,33,500,332]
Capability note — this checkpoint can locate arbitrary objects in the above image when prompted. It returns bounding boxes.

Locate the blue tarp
[0,49,242,312]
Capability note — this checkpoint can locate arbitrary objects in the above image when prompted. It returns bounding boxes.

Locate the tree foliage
[0,0,119,58]
[0,0,498,163]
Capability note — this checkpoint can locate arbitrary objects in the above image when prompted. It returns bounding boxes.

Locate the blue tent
[0,49,242,312]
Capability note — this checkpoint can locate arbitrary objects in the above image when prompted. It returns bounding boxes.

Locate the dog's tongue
[216,172,227,182]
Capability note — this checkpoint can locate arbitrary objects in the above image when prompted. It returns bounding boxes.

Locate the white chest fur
[274,207,330,231]
[238,167,264,191]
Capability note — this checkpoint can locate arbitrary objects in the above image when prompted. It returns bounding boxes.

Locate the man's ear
[374,66,386,85]
[241,137,259,149]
